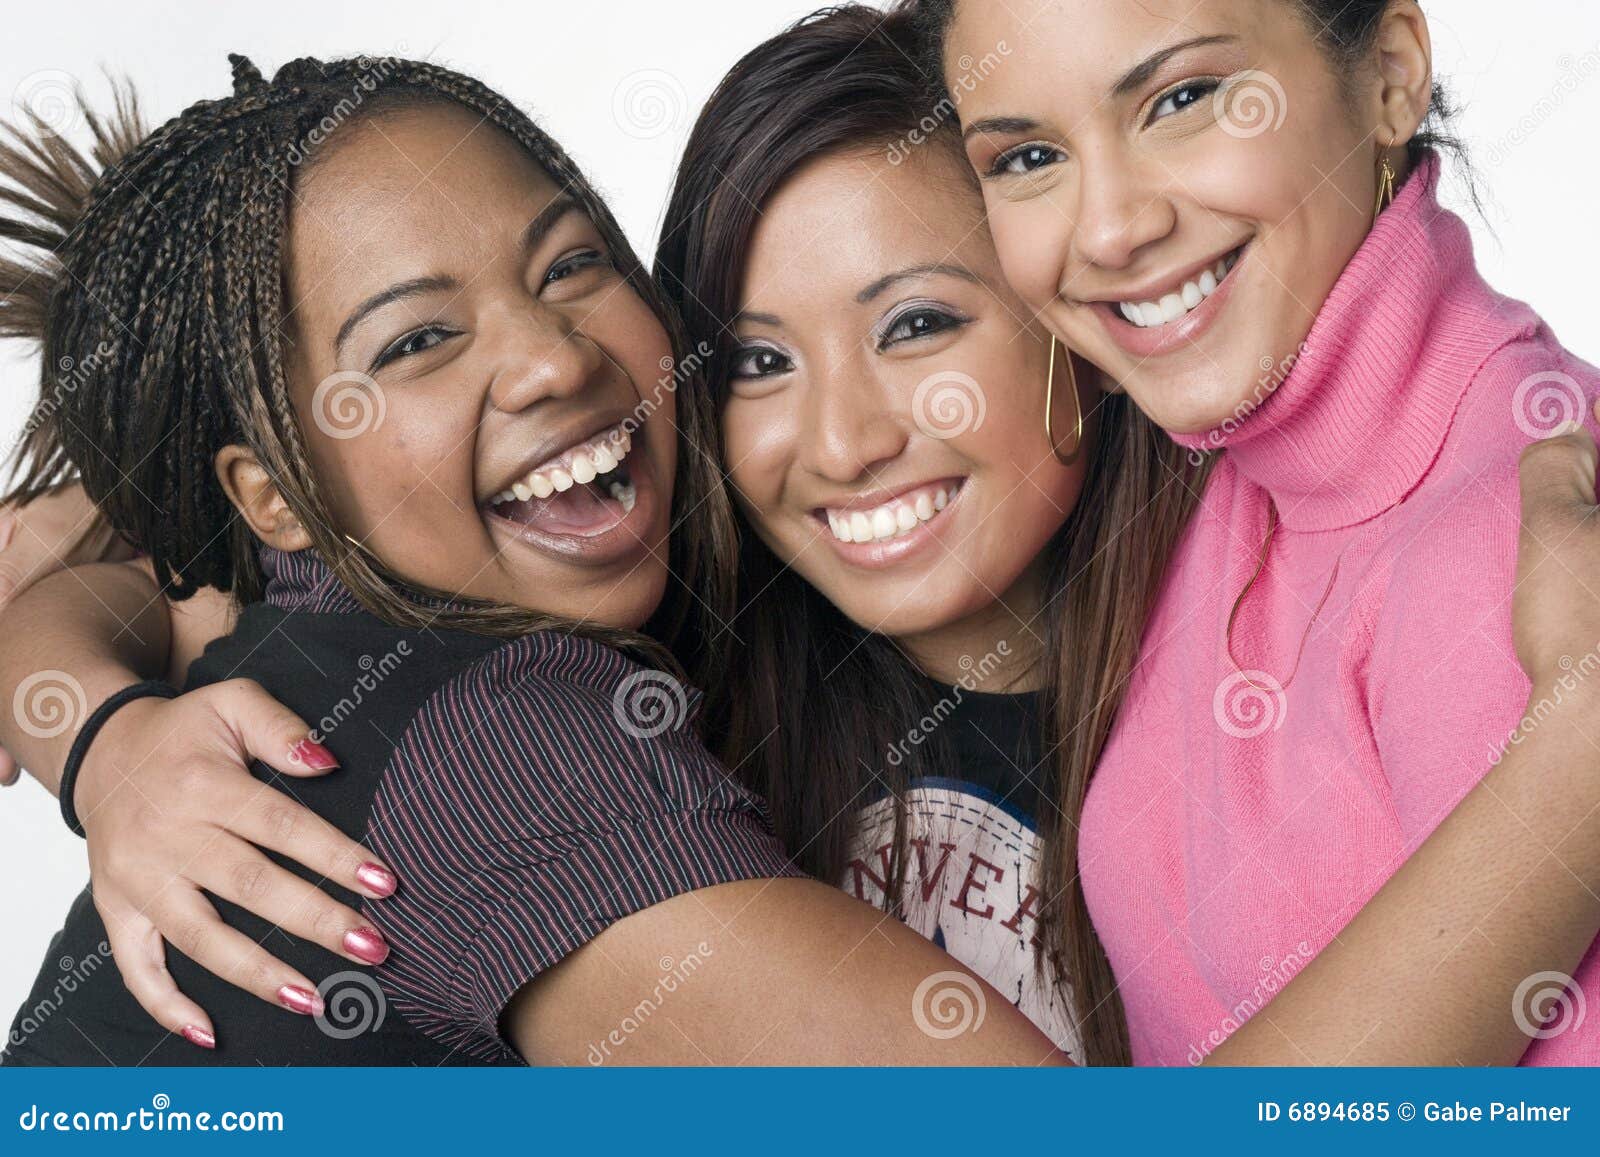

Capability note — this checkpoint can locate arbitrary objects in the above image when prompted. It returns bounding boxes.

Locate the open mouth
[1107,244,1245,330]
[817,479,965,545]
[485,422,637,539]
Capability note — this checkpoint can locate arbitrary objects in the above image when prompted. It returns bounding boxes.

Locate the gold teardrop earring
[1373,151,1397,219]
[1044,334,1084,465]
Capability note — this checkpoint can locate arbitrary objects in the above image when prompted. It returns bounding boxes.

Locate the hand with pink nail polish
[64,677,399,1043]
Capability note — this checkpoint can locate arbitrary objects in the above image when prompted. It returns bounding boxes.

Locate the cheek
[720,399,794,513]
[984,196,1067,309]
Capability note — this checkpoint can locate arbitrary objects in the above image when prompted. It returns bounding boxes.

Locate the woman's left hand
[0,483,136,785]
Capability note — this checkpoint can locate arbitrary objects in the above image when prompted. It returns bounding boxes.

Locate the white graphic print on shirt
[846,777,1080,1057]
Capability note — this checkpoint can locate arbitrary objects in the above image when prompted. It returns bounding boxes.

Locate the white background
[2,0,1598,1017]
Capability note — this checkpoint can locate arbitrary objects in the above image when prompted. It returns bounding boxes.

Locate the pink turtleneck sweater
[1081,157,1600,1065]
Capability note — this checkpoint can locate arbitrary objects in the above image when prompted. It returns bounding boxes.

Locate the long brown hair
[656,5,1208,1064]
[0,56,737,680]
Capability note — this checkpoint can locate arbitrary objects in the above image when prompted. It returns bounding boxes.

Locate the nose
[799,358,908,485]
[487,304,608,414]
[1070,148,1177,271]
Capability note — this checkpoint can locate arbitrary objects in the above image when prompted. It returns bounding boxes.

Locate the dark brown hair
[656,5,1207,1064]
[0,56,737,676]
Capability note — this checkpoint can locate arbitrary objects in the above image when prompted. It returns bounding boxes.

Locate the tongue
[492,482,624,537]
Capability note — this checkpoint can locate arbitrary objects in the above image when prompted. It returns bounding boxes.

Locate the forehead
[742,144,990,298]
[948,0,1264,110]
[284,103,571,323]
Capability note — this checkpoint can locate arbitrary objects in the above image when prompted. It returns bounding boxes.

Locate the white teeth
[1115,249,1242,329]
[825,481,961,547]
[488,424,635,508]
[607,481,636,514]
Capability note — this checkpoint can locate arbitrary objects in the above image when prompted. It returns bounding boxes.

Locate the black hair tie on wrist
[59,681,180,837]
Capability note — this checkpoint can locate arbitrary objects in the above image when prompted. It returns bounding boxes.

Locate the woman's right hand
[76,678,400,1046]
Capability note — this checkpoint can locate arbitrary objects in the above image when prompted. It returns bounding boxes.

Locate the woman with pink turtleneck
[931,0,1600,1063]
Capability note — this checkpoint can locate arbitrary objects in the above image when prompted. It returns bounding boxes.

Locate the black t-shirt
[3,549,798,1066]
[842,682,1081,1056]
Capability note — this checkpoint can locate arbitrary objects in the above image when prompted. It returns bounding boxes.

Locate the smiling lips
[1114,249,1241,329]
[823,480,962,545]
[486,421,639,540]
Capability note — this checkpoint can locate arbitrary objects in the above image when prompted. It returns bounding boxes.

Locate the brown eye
[730,345,792,379]
[989,143,1064,178]
[373,324,457,370]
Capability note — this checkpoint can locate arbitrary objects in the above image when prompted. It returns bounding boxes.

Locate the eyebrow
[1111,34,1240,97]
[856,263,982,304]
[334,275,458,357]
[961,34,1241,143]
[333,197,586,358]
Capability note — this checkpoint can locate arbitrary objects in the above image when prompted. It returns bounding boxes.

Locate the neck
[898,561,1049,692]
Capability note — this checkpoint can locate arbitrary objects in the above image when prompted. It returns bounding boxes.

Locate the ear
[215,444,313,552]
[1372,1,1433,154]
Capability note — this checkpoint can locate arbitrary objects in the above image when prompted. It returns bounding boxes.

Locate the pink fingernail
[343,927,389,965]
[277,985,324,1016]
[355,862,397,897]
[180,1024,216,1049]
[288,739,339,770]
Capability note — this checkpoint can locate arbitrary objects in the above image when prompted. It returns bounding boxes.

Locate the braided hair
[0,55,737,675]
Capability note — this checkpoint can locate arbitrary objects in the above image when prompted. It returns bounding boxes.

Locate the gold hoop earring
[1374,153,1397,218]
[1045,334,1084,465]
